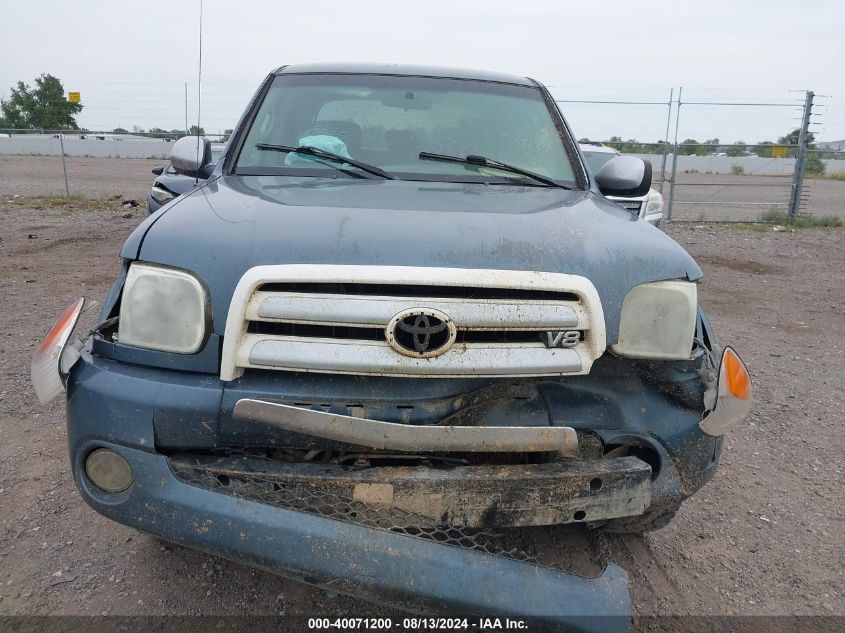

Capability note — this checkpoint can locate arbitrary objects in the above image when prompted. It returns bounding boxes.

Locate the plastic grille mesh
[170,459,546,566]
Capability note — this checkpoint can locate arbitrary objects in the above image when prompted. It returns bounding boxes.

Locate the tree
[702,138,720,155]
[112,127,129,134]
[221,128,234,142]
[188,125,205,136]
[726,140,746,157]
[778,128,815,147]
[0,73,83,130]
[805,152,826,175]
[775,128,825,174]
[679,139,701,155]
[755,141,774,157]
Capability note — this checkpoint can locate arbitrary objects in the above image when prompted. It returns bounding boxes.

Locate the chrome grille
[220,265,606,380]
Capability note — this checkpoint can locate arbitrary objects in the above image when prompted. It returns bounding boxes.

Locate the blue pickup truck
[32,63,751,625]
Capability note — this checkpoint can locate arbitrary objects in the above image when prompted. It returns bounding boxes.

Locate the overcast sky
[1,0,842,143]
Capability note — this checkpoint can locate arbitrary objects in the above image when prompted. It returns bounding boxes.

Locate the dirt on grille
[0,185,843,621]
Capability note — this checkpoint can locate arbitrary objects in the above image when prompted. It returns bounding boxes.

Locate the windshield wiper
[418,151,569,188]
[255,143,393,179]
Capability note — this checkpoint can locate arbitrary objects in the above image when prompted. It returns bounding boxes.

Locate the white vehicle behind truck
[580,142,664,227]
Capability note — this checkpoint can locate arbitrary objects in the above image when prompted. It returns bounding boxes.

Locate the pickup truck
[32,63,751,622]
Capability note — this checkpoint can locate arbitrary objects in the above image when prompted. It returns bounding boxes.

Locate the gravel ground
[0,155,163,201]
[663,172,845,222]
[0,165,843,624]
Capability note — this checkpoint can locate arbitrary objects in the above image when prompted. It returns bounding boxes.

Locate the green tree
[0,74,83,130]
[188,125,205,136]
[112,127,129,134]
[755,141,774,157]
[726,141,746,157]
[148,127,171,139]
[778,128,815,147]
[221,128,234,142]
[702,138,720,155]
[679,139,701,155]
[775,128,825,174]
[805,152,826,175]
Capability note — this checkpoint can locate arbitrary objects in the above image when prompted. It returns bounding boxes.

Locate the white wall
[0,135,174,159]
[633,153,845,176]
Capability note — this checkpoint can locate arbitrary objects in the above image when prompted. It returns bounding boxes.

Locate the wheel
[588,502,682,534]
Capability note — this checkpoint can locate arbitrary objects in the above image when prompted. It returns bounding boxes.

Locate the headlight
[645,191,663,214]
[118,263,209,353]
[150,185,175,205]
[611,280,697,360]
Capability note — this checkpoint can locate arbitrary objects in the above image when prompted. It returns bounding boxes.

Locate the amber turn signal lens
[724,347,751,400]
[31,298,85,404]
[38,299,84,354]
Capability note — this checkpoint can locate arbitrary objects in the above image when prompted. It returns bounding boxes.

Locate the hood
[125,175,701,342]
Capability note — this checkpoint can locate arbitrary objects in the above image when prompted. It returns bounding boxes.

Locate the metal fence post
[58,133,70,197]
[787,90,814,219]
[666,87,682,222]
[658,87,674,193]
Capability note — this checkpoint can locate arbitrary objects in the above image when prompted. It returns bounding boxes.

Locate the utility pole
[788,90,814,219]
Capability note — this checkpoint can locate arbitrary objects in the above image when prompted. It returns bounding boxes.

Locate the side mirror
[595,156,652,197]
[151,165,164,176]
[170,136,212,178]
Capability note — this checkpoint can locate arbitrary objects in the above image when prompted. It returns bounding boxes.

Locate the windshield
[581,150,618,173]
[234,74,577,186]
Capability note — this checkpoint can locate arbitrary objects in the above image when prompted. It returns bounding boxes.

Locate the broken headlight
[117,263,209,353]
[611,280,697,360]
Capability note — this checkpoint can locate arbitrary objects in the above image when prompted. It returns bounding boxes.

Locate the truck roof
[274,63,536,87]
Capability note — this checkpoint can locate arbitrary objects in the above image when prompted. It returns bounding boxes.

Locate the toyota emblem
[386,308,457,358]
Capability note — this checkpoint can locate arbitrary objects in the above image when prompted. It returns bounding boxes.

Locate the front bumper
[71,439,631,629]
[64,348,721,625]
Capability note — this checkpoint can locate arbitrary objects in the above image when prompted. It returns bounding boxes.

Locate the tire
[588,502,682,534]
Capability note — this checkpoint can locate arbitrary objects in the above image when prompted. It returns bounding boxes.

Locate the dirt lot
[663,172,845,222]
[0,157,843,623]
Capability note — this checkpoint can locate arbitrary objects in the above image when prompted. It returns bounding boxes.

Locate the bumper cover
[64,350,722,627]
[73,440,631,629]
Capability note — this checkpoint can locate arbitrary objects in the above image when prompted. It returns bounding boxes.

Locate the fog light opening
[85,448,133,493]
[604,443,662,481]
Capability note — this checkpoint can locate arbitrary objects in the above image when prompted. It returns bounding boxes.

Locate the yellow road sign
[772,145,789,158]
[68,92,81,103]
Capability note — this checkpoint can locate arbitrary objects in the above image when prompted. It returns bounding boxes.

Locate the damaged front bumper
[72,440,632,629]
[62,333,733,627]
[65,352,641,627]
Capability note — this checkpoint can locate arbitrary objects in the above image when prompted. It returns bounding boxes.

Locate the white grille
[220,265,606,380]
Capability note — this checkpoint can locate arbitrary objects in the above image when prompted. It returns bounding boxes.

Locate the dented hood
[126,175,701,342]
